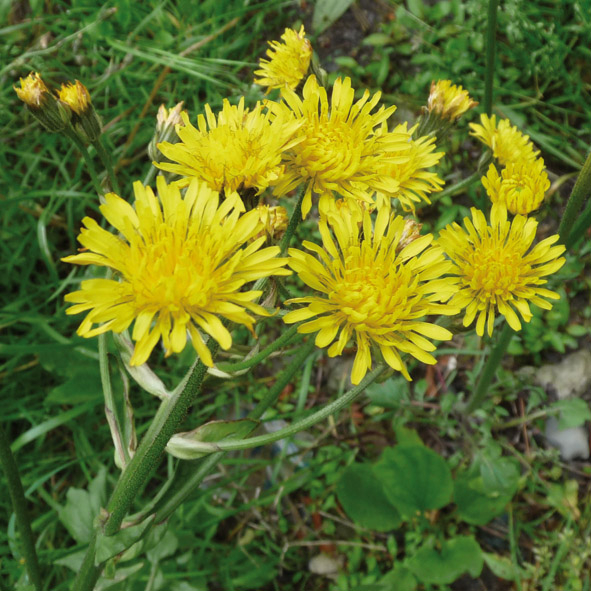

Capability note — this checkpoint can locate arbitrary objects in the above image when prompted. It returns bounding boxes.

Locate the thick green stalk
[279,186,305,255]
[0,423,43,591]
[71,533,100,591]
[101,355,211,536]
[65,130,103,196]
[464,323,514,414]
[216,325,303,374]
[92,139,120,194]
[484,0,499,115]
[558,149,591,246]
[152,339,316,522]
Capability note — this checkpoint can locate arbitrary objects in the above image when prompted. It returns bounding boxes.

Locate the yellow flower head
[437,205,565,337]
[482,159,549,215]
[156,98,302,196]
[58,80,92,115]
[62,177,290,367]
[14,72,50,108]
[274,75,412,218]
[427,80,478,121]
[378,123,445,211]
[254,25,312,92]
[469,114,539,165]
[283,202,458,384]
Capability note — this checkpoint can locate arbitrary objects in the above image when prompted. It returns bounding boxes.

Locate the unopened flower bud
[254,204,289,242]
[14,72,70,132]
[148,102,186,162]
[397,218,423,252]
[427,80,478,122]
[58,80,102,142]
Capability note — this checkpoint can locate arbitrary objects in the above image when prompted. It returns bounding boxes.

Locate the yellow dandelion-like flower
[273,75,412,218]
[58,80,92,115]
[283,202,458,384]
[62,177,290,367]
[437,204,566,337]
[427,80,478,121]
[377,123,444,211]
[482,159,549,215]
[156,98,302,196]
[254,25,313,92]
[14,72,50,108]
[469,114,539,165]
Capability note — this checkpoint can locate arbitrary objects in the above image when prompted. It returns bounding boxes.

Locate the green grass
[2,0,591,590]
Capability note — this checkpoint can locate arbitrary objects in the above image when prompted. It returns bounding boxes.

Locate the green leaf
[336,463,402,531]
[479,455,520,496]
[550,398,591,429]
[483,552,523,581]
[407,536,483,584]
[312,0,355,34]
[379,565,417,590]
[374,445,453,517]
[58,467,107,544]
[95,514,155,564]
[166,418,259,460]
[454,471,513,525]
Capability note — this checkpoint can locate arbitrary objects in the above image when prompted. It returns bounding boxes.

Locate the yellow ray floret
[254,25,312,92]
[272,75,413,218]
[283,202,459,384]
[14,72,50,107]
[62,177,290,367]
[482,158,549,215]
[58,80,92,115]
[377,122,445,211]
[437,204,565,337]
[156,98,302,196]
[469,114,539,165]
[427,80,478,121]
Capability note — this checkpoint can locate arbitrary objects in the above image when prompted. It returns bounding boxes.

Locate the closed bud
[148,102,186,162]
[58,80,102,142]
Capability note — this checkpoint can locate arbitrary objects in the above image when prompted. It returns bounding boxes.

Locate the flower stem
[484,0,499,115]
[559,148,591,246]
[464,323,514,414]
[216,325,303,374]
[152,339,316,522]
[65,130,103,196]
[279,186,305,255]
[92,138,121,194]
[199,364,386,453]
[0,423,43,591]
[101,354,212,536]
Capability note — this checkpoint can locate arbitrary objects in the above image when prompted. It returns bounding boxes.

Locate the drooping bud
[14,72,70,132]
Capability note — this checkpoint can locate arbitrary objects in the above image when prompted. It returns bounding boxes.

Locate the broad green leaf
[312,0,355,34]
[483,552,523,581]
[53,549,87,572]
[95,562,144,590]
[407,536,483,584]
[379,565,417,590]
[336,463,401,531]
[95,515,155,564]
[374,445,453,517]
[58,467,107,544]
[550,398,591,429]
[479,455,520,496]
[454,471,513,525]
[166,418,259,460]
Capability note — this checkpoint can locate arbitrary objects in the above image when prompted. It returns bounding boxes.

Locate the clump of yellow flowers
[17,28,566,387]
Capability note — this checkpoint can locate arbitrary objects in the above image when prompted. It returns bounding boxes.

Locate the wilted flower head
[14,72,50,108]
[283,201,458,384]
[273,75,412,218]
[254,25,312,92]
[58,80,91,115]
[482,159,549,215]
[148,102,187,162]
[255,204,289,241]
[156,98,301,197]
[437,205,565,337]
[427,80,478,122]
[62,177,290,367]
[14,72,70,132]
[470,114,539,165]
